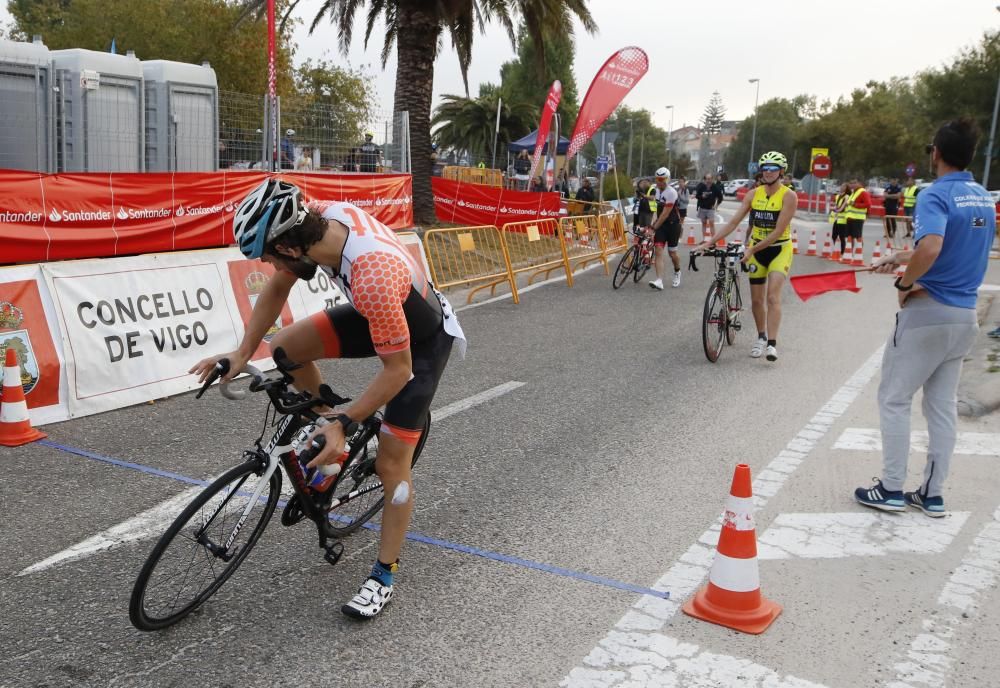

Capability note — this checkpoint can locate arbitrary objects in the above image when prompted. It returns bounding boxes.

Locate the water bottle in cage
[293,421,350,494]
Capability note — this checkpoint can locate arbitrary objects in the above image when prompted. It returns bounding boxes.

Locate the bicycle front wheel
[612,246,638,289]
[702,285,726,363]
[634,247,652,282]
[129,458,281,631]
[325,413,431,537]
[726,278,743,345]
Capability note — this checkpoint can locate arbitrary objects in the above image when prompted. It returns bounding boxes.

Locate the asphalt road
[2,220,998,688]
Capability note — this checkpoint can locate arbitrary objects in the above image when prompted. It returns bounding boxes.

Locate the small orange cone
[840,237,854,264]
[821,234,831,259]
[852,238,865,267]
[830,239,841,262]
[0,347,46,446]
[871,240,882,264]
[686,225,697,246]
[806,230,817,256]
[683,464,781,634]
[791,229,799,254]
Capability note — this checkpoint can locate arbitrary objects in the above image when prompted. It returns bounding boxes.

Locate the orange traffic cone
[806,230,817,256]
[871,240,882,264]
[840,237,854,264]
[821,234,831,259]
[0,347,46,446]
[791,229,799,254]
[686,225,697,246]
[683,464,781,634]
[830,239,841,262]
[852,238,865,267]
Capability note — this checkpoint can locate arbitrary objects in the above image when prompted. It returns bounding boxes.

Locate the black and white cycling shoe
[341,577,393,619]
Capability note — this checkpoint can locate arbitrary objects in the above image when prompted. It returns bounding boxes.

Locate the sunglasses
[760,164,782,172]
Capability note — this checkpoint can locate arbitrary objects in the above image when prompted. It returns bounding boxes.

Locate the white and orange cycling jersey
[307,200,466,358]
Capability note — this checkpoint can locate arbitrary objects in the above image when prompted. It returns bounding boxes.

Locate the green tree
[253,0,597,224]
[724,98,803,177]
[580,106,667,179]
[700,91,726,134]
[7,0,297,94]
[498,24,580,134]
[431,90,535,165]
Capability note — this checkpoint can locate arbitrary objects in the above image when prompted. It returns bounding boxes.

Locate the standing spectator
[575,177,596,204]
[280,129,295,170]
[831,182,850,254]
[844,179,871,249]
[883,177,902,246]
[855,118,994,517]
[633,179,655,230]
[513,150,531,190]
[902,177,920,237]
[675,176,690,223]
[711,175,725,206]
[530,175,547,192]
[695,174,720,239]
[345,147,360,172]
[358,131,382,173]
[295,146,314,171]
[557,168,570,198]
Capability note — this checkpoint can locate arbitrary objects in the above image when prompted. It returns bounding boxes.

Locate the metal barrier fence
[441,165,503,187]
[422,226,519,304]
[881,214,914,243]
[560,215,609,275]
[600,212,627,252]
[499,218,572,287]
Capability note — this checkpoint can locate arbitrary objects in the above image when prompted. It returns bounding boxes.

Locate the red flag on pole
[789,269,864,302]
[529,80,562,179]
[566,47,649,161]
[267,0,278,171]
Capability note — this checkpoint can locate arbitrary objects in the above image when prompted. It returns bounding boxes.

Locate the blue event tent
[507,130,570,154]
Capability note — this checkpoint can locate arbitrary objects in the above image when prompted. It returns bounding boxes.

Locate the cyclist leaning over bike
[648,167,684,290]
[696,151,797,361]
[190,179,466,619]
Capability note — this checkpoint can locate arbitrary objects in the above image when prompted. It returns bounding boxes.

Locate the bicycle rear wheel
[129,458,280,631]
[725,278,743,345]
[325,413,431,537]
[702,285,727,363]
[612,246,638,289]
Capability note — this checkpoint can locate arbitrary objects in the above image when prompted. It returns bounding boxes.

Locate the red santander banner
[0,170,413,265]
[529,80,563,179]
[432,177,561,227]
[566,47,649,160]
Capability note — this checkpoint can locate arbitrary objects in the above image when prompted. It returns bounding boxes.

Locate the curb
[958,293,1000,418]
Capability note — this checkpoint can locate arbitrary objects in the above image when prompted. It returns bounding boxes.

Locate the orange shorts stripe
[306,311,341,358]
[380,422,423,446]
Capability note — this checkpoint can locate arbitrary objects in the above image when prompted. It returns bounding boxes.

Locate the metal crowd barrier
[422,225,519,304]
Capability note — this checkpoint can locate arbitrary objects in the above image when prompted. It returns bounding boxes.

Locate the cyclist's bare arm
[651,202,675,230]
[750,190,798,253]
[189,269,296,383]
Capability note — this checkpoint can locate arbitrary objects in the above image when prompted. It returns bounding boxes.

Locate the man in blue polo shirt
[855,118,994,517]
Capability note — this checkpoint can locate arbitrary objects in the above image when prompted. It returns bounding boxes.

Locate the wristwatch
[894,276,913,292]
[332,413,359,435]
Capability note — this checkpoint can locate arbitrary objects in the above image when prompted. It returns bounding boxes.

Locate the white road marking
[757,511,969,560]
[834,428,1000,457]
[977,283,1000,291]
[567,632,829,688]
[20,381,525,576]
[889,505,1000,688]
[562,346,885,687]
[17,486,201,576]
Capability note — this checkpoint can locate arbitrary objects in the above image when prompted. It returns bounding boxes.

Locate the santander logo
[116,207,129,221]
[48,209,61,222]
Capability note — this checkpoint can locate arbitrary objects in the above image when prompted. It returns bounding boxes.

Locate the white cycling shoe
[671,271,681,288]
[649,278,664,290]
[750,338,766,358]
[341,577,393,619]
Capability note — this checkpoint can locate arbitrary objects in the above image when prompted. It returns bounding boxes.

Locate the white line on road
[569,631,829,688]
[757,511,970,560]
[562,346,885,687]
[889,505,1000,688]
[20,381,525,577]
[834,428,1000,457]
[978,283,1000,291]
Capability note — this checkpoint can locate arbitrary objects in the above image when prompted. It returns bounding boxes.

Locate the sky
[1,0,997,132]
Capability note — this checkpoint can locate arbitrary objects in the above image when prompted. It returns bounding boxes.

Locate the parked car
[724,179,751,197]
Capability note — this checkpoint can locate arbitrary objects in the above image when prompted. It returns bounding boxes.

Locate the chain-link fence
[1,37,410,174]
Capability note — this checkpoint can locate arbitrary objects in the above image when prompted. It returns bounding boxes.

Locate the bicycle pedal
[323,541,344,567]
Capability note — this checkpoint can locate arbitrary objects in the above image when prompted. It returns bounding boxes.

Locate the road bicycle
[128,348,428,631]
[612,226,655,289]
[690,243,746,362]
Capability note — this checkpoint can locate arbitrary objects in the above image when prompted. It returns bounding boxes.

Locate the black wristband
[332,413,359,435]
[894,276,913,291]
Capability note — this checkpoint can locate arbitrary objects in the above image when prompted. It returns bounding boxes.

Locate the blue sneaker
[905,490,946,518]
[855,478,906,512]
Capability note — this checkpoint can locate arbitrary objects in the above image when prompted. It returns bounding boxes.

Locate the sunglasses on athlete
[760,164,782,172]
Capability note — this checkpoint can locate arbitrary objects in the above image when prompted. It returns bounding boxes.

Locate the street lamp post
[627,118,634,179]
[748,78,760,172]
[664,105,674,172]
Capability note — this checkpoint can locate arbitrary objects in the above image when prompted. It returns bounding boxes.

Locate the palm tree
[431,91,535,166]
[248,0,596,224]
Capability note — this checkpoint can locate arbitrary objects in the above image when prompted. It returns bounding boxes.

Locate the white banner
[44,250,242,416]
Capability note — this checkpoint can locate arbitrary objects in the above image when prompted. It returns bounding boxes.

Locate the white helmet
[655,166,671,180]
[233,179,306,259]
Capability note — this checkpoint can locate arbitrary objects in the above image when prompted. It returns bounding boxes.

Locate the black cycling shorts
[307,305,453,444]
[654,222,682,249]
